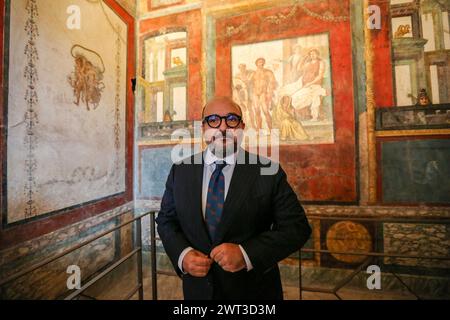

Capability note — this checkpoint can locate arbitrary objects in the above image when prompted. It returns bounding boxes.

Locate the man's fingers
[218,256,229,266]
[191,250,209,259]
[191,265,210,273]
[184,250,216,277]
[210,245,225,259]
[192,256,212,266]
[188,251,212,265]
[210,248,219,260]
[213,252,225,264]
[188,264,210,277]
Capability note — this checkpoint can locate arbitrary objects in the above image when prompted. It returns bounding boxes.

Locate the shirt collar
[204,146,239,166]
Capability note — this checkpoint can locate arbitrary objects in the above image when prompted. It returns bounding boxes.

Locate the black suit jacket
[156,151,312,300]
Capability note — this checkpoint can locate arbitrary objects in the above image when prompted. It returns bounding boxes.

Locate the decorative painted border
[114,24,122,186]
[136,199,450,218]
[376,104,450,131]
[22,0,39,219]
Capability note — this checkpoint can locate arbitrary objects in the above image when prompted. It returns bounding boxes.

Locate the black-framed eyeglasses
[202,113,242,129]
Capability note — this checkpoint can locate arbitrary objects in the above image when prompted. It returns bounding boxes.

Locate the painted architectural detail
[391,0,450,105]
[140,31,187,124]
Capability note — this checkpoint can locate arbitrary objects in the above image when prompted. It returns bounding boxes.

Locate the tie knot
[215,161,227,172]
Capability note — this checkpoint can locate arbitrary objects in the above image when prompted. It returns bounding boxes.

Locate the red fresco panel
[216,1,357,202]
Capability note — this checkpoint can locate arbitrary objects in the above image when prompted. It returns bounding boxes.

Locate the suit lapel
[189,160,213,249]
[214,157,259,245]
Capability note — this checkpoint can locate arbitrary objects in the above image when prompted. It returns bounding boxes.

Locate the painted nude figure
[233,63,257,128]
[250,58,277,130]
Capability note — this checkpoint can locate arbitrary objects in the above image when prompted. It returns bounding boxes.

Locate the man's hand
[182,250,213,277]
[210,244,246,273]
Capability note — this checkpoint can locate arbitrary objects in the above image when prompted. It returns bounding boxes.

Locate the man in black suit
[156,96,311,300]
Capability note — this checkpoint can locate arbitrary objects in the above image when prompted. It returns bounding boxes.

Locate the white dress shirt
[177,147,253,273]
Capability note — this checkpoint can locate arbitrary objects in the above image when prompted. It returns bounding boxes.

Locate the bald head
[202,96,243,119]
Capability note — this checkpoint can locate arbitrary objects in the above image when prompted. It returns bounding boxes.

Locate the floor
[80,258,419,300]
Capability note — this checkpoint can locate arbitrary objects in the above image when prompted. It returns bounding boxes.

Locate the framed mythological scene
[1,0,134,244]
[231,33,334,145]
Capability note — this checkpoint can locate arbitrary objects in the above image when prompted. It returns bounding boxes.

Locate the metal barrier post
[150,212,158,300]
[136,217,144,300]
[299,249,303,300]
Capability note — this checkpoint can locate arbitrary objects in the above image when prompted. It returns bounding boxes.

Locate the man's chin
[210,140,237,156]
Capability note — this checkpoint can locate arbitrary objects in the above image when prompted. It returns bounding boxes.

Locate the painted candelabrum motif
[23,0,40,218]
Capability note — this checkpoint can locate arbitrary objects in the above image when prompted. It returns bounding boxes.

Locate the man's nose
[218,119,228,132]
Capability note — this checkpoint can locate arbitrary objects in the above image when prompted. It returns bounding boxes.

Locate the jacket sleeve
[241,166,312,273]
[156,164,192,276]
